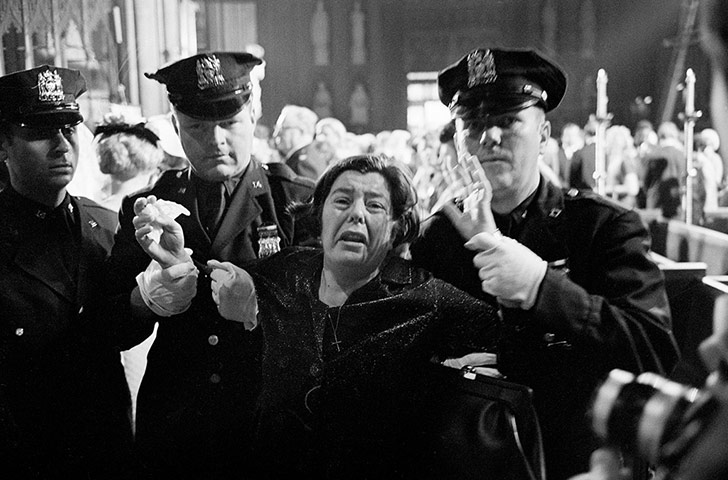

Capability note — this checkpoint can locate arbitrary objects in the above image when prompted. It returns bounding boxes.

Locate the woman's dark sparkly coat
[246,247,500,478]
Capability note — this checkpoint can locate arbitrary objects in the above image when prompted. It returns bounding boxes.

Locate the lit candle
[685,68,696,115]
[596,69,608,118]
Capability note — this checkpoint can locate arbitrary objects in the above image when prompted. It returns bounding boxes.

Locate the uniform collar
[493,188,537,236]
[492,176,565,236]
[4,185,74,221]
[190,158,270,196]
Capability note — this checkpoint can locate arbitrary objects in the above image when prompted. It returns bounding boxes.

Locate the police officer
[0,66,132,478]
[102,52,314,479]
[410,48,681,479]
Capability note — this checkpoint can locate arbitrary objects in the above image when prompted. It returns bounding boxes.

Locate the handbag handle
[461,365,547,480]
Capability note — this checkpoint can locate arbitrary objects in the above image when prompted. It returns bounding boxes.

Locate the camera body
[591,369,719,472]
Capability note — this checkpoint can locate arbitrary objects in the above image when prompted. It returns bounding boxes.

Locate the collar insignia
[88,219,98,228]
[37,69,65,103]
[252,180,262,189]
[196,55,225,90]
[467,49,497,88]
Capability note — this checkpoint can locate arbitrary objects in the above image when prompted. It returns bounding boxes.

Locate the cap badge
[467,49,497,88]
[37,69,65,103]
[196,55,225,90]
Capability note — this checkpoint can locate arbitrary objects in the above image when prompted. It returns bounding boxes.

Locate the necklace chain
[329,305,344,352]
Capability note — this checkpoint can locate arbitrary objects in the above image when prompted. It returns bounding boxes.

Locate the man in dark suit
[103,52,314,479]
[568,119,597,191]
[0,65,133,479]
[410,48,680,480]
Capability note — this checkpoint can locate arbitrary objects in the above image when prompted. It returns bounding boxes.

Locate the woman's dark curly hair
[292,154,420,247]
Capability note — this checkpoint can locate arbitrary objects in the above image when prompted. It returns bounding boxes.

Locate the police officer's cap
[146,52,262,120]
[438,48,567,114]
[0,65,86,128]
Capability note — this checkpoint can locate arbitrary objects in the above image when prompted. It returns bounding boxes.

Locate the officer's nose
[479,126,501,149]
[209,124,226,146]
[50,129,71,152]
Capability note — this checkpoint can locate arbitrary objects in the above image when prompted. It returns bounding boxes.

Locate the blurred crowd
[64,103,727,236]
[256,107,727,228]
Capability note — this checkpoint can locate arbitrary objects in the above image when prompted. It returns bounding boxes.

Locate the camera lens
[635,372,702,464]
[592,369,656,455]
[592,369,716,467]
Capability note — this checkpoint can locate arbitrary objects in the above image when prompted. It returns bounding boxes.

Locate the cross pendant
[332,339,342,352]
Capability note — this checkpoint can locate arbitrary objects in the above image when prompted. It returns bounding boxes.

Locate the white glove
[465,232,547,310]
[208,260,258,331]
[136,251,198,317]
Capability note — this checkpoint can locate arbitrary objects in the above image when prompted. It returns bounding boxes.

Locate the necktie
[49,203,79,282]
[202,183,226,235]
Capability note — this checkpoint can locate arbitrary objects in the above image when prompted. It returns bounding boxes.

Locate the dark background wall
[249,0,710,135]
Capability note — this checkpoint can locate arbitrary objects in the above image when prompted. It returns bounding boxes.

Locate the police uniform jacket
[0,187,132,479]
[247,248,500,479]
[411,177,681,479]
[103,159,313,478]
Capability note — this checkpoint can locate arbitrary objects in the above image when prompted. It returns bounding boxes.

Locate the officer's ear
[246,99,257,124]
[538,117,551,154]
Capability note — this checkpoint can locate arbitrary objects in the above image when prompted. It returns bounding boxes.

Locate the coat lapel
[75,203,99,307]
[211,165,267,254]
[520,179,570,264]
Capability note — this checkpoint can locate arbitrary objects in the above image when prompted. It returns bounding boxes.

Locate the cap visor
[175,95,249,120]
[14,111,83,128]
[454,92,543,115]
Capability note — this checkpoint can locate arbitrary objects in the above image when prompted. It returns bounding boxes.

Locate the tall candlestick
[596,69,608,118]
[685,68,696,115]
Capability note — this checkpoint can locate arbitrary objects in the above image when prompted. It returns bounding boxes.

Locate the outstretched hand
[133,196,190,269]
[441,157,500,241]
[441,157,547,309]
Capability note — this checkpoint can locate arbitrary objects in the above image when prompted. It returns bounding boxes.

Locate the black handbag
[421,363,547,480]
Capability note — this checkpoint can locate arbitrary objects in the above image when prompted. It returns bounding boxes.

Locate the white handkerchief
[141,199,190,243]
